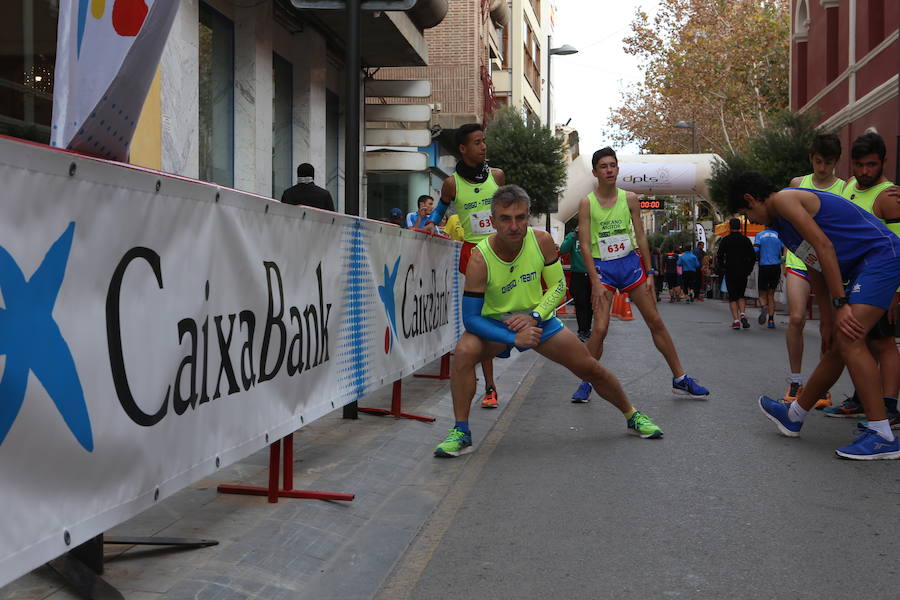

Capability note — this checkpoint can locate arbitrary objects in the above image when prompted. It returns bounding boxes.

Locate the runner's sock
[624,409,636,420]
[674,373,686,384]
[867,419,895,442]
[790,373,803,385]
[788,402,808,423]
[454,421,470,434]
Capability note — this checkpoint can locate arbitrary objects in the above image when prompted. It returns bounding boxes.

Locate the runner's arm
[426,176,455,229]
[460,249,517,344]
[788,176,802,188]
[492,168,506,186]
[577,197,598,285]
[533,229,567,320]
[770,191,845,300]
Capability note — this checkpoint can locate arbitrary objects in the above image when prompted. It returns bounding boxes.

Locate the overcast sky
[550,0,661,156]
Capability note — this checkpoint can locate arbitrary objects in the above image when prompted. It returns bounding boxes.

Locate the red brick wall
[373,1,489,122]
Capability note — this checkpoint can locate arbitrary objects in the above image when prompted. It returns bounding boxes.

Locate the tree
[608,0,790,156]
[485,107,567,216]
[707,110,828,214]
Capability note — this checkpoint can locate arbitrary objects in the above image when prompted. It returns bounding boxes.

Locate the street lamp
[545,40,578,234]
[674,121,697,248]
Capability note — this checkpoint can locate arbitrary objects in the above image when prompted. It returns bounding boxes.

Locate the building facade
[0,0,443,213]
[791,0,899,178]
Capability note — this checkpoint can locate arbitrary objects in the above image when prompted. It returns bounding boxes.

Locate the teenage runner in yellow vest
[433,185,664,457]
[425,123,506,409]
[822,131,900,427]
[570,147,709,402]
[783,133,844,407]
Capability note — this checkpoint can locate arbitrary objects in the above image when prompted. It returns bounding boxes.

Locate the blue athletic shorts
[496,316,565,358]
[594,252,646,292]
[846,254,900,310]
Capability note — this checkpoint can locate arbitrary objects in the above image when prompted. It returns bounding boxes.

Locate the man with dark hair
[783,134,844,405]
[433,184,663,457]
[716,218,756,329]
[406,194,434,229]
[727,171,900,459]
[424,123,507,409]
[821,131,900,427]
[570,147,708,402]
[280,163,335,211]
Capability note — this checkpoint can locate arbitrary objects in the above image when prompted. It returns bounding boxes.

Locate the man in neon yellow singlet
[434,185,664,457]
[570,147,709,402]
[783,133,845,407]
[425,123,506,409]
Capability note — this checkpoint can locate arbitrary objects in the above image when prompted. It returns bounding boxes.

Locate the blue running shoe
[672,375,709,398]
[758,395,802,437]
[571,380,592,403]
[835,429,900,460]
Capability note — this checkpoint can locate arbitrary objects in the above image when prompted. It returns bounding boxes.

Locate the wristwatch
[530,311,542,323]
[832,296,849,309]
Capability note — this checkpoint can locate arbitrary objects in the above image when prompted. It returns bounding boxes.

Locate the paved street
[4,297,899,600]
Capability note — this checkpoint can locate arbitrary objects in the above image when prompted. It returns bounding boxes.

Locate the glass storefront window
[0,0,59,144]
[199,3,234,187]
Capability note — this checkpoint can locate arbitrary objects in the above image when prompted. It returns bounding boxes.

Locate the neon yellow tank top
[841,179,893,214]
[588,188,635,259]
[453,170,500,243]
[787,174,846,270]
[476,228,546,320]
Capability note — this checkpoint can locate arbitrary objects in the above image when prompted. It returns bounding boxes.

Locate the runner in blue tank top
[727,171,900,460]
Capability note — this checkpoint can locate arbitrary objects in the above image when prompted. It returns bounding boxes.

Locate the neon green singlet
[787,174,846,270]
[588,188,635,260]
[841,179,893,214]
[453,170,500,243]
[476,228,546,320]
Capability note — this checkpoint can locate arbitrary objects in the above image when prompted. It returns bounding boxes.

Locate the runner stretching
[434,185,664,457]
[426,123,505,409]
[570,147,709,402]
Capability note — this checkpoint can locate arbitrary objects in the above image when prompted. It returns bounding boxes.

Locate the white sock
[867,419,895,442]
[790,373,803,385]
[788,402,808,423]
[674,373,686,383]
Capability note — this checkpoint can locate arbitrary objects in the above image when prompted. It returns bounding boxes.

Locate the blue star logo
[0,222,93,452]
[377,256,402,346]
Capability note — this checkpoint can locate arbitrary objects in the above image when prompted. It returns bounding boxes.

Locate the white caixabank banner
[0,137,461,586]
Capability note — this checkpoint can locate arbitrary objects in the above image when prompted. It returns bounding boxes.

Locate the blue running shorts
[496,316,565,358]
[845,254,900,311]
[594,251,646,292]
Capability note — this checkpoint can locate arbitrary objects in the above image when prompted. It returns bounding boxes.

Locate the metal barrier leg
[217,434,355,502]
[414,352,452,380]
[359,380,436,422]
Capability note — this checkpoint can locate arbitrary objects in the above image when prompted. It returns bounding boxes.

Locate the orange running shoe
[814,391,832,410]
[481,387,498,409]
[783,382,803,404]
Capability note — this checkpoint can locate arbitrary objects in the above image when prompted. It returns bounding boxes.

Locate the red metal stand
[358,380,437,423]
[217,434,355,503]
[415,352,452,380]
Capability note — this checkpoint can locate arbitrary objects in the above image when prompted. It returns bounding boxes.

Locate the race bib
[793,241,822,272]
[469,210,496,235]
[598,233,632,260]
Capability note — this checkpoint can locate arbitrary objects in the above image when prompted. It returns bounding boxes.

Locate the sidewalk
[1,349,538,600]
